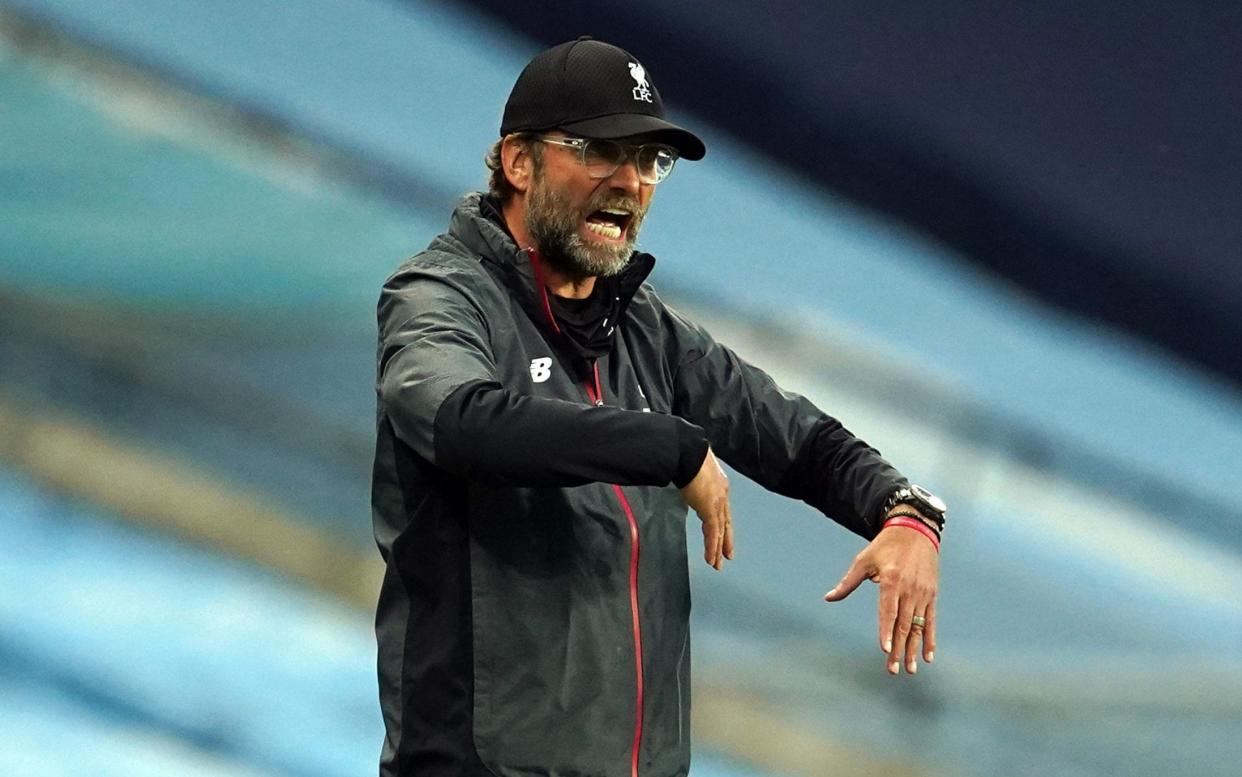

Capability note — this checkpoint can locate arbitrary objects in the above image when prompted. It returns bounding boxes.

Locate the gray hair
[485,133,543,201]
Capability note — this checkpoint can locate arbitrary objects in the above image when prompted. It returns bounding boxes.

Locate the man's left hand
[823,524,939,675]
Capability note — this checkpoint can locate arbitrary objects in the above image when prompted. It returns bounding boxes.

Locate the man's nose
[606,157,642,195]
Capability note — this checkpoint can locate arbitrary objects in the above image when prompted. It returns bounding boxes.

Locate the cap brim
[559,113,706,161]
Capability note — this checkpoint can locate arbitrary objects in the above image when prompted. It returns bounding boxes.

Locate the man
[372,36,944,777]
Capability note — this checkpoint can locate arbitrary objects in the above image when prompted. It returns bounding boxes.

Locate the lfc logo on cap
[628,62,653,103]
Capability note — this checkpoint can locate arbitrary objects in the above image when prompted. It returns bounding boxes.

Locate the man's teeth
[587,222,623,239]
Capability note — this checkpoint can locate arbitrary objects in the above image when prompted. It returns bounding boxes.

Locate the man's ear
[501,135,534,194]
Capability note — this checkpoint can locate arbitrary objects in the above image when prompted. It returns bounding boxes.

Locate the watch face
[912,484,947,514]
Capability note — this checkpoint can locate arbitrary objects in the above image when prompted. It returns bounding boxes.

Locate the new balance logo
[529,357,553,383]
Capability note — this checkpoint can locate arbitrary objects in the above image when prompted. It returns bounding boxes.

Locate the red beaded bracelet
[883,516,941,552]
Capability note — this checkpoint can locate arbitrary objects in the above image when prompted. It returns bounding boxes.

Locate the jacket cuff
[672,420,710,488]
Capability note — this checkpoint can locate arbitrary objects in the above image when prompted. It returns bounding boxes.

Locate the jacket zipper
[584,360,644,777]
[530,251,645,776]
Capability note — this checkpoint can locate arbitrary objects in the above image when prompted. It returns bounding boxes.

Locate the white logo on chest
[529,357,553,383]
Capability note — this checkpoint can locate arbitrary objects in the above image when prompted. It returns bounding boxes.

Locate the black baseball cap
[500,37,706,161]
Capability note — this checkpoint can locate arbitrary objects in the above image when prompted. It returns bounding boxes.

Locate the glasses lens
[574,138,678,183]
[636,145,677,183]
[581,139,626,177]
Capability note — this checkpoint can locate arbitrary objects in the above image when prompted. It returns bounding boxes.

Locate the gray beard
[524,175,646,280]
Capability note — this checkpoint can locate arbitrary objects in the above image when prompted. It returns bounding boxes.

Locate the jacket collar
[448,192,656,360]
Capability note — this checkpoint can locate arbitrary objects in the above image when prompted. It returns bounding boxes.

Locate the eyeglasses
[533,135,678,184]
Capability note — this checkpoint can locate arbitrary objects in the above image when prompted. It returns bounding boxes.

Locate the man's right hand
[680,447,734,570]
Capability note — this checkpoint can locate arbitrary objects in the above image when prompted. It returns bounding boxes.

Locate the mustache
[584,193,644,216]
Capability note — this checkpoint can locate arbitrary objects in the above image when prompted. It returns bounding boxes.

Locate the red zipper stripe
[526,248,563,335]
[583,366,644,777]
[613,484,644,777]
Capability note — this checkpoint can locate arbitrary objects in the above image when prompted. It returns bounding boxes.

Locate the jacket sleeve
[377,266,708,488]
[661,301,907,538]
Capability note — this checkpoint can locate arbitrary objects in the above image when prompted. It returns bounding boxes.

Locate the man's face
[522,134,654,279]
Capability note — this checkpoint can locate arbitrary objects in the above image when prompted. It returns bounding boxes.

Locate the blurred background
[2,1,1240,775]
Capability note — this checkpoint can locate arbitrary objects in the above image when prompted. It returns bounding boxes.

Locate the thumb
[824,558,871,602]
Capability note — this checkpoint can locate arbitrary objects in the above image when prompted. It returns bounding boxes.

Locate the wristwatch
[883,484,947,529]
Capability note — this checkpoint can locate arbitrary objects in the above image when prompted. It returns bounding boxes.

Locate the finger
[700,512,718,568]
[706,502,719,570]
[713,497,726,569]
[923,599,937,663]
[824,556,872,602]
[905,605,928,675]
[888,595,916,676]
[720,491,734,563]
[877,582,899,656]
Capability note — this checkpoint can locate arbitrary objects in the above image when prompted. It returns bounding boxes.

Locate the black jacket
[372,193,908,777]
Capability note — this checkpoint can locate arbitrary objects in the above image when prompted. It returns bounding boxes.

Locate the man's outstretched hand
[680,447,734,570]
[824,523,939,675]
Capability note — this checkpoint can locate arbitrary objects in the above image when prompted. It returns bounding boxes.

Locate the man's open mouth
[584,208,633,240]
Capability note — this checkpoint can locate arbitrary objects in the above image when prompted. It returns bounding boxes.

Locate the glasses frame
[532,134,678,184]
